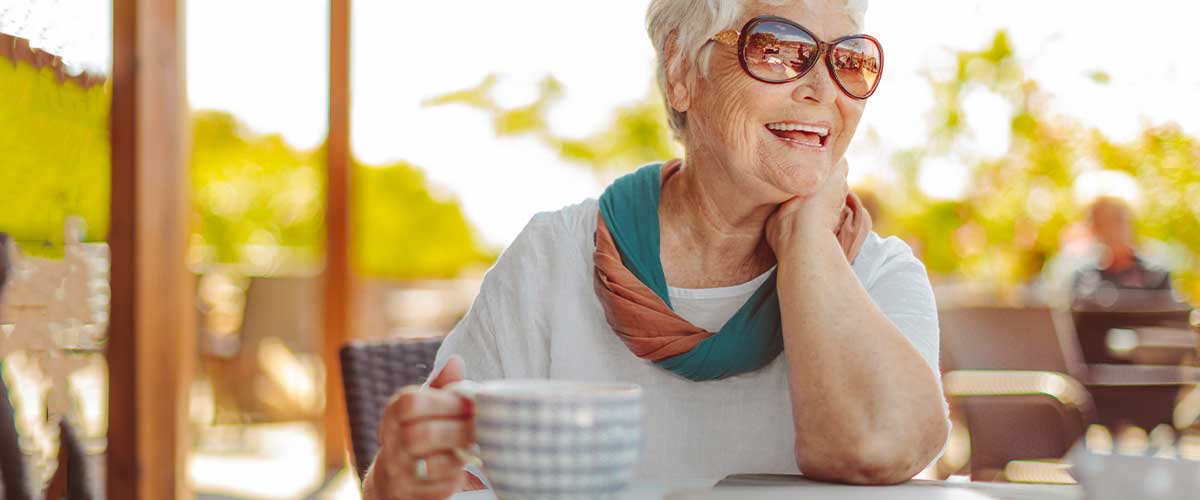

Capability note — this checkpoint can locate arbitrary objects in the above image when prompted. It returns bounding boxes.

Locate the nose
[790,56,839,104]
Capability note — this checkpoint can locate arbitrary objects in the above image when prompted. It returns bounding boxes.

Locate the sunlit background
[2,0,1199,498]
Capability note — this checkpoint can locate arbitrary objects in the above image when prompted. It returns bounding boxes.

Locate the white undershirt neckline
[666,266,776,300]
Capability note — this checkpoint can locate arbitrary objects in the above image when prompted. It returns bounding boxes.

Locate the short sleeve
[864,237,941,375]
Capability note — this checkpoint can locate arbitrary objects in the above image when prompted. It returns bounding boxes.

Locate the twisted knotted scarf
[593,160,872,380]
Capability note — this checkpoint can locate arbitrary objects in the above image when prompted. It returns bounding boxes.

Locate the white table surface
[451,475,1083,500]
[451,478,714,500]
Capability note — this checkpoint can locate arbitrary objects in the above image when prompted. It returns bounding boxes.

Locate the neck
[1104,244,1136,272]
[658,153,781,287]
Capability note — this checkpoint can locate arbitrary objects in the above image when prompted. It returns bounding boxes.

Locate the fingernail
[461,396,474,418]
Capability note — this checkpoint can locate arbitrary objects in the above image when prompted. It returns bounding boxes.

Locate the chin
[754,138,835,193]
[762,157,828,198]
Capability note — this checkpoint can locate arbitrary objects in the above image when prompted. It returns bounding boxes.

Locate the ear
[663,30,692,114]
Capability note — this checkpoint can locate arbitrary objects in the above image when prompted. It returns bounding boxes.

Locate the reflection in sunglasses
[712,15,883,98]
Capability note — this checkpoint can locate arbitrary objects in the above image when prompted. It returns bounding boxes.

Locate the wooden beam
[107,0,194,497]
[323,0,353,472]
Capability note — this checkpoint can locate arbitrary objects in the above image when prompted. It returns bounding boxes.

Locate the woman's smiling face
[675,0,868,199]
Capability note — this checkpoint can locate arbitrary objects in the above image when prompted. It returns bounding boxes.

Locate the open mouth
[765,122,830,148]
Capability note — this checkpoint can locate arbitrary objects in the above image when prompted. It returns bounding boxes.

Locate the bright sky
[0,0,110,73]
[8,0,1200,246]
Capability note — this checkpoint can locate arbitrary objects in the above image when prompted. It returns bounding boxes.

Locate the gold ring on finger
[413,457,430,481]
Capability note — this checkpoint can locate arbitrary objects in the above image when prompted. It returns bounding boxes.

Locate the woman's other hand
[365,356,485,500]
[766,157,850,252]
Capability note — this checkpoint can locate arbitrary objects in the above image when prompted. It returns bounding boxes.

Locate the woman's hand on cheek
[765,157,849,253]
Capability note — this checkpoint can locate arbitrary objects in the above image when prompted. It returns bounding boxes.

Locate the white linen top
[433,198,943,483]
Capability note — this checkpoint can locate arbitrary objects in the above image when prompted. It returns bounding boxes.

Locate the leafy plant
[427,75,680,177]
[0,60,110,257]
[1,60,493,278]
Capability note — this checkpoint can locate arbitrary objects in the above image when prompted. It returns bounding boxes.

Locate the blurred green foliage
[1,60,492,278]
[430,32,1199,303]
[190,111,493,278]
[427,75,681,176]
[190,111,325,268]
[352,159,494,279]
[886,31,1200,302]
[0,60,110,257]
[4,30,1196,297]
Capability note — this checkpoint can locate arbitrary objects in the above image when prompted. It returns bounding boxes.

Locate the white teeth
[765,122,830,136]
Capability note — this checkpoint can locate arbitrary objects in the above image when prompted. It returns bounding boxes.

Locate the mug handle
[442,380,484,469]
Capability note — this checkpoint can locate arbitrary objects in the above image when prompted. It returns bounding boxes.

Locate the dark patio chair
[205,276,318,423]
[939,306,1095,481]
[340,337,442,481]
[1070,306,1197,430]
[940,306,1086,376]
[1070,308,1195,366]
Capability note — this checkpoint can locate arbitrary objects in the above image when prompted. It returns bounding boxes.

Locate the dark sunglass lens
[742,20,818,82]
[830,37,882,97]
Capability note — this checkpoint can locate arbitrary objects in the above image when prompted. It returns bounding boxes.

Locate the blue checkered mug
[445,380,643,500]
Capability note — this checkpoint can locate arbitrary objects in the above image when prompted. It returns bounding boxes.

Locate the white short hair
[646,0,869,139]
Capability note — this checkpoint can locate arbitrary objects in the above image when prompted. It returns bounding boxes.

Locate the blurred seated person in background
[1071,196,1173,308]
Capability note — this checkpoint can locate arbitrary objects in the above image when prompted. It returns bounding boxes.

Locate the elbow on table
[795,426,946,485]
[796,445,924,485]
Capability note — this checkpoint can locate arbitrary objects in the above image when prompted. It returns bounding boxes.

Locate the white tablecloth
[450,476,1083,500]
[451,479,715,500]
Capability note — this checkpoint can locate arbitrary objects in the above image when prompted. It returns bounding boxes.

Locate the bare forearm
[776,229,946,483]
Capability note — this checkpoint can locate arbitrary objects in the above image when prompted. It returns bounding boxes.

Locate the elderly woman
[364,1,947,498]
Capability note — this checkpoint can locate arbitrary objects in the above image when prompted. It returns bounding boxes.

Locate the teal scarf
[597,162,784,381]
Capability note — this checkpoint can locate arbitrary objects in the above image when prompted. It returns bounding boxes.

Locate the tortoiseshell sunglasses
[711,15,884,99]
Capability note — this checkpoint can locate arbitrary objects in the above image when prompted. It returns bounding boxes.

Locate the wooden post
[107,0,194,497]
[323,0,353,472]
